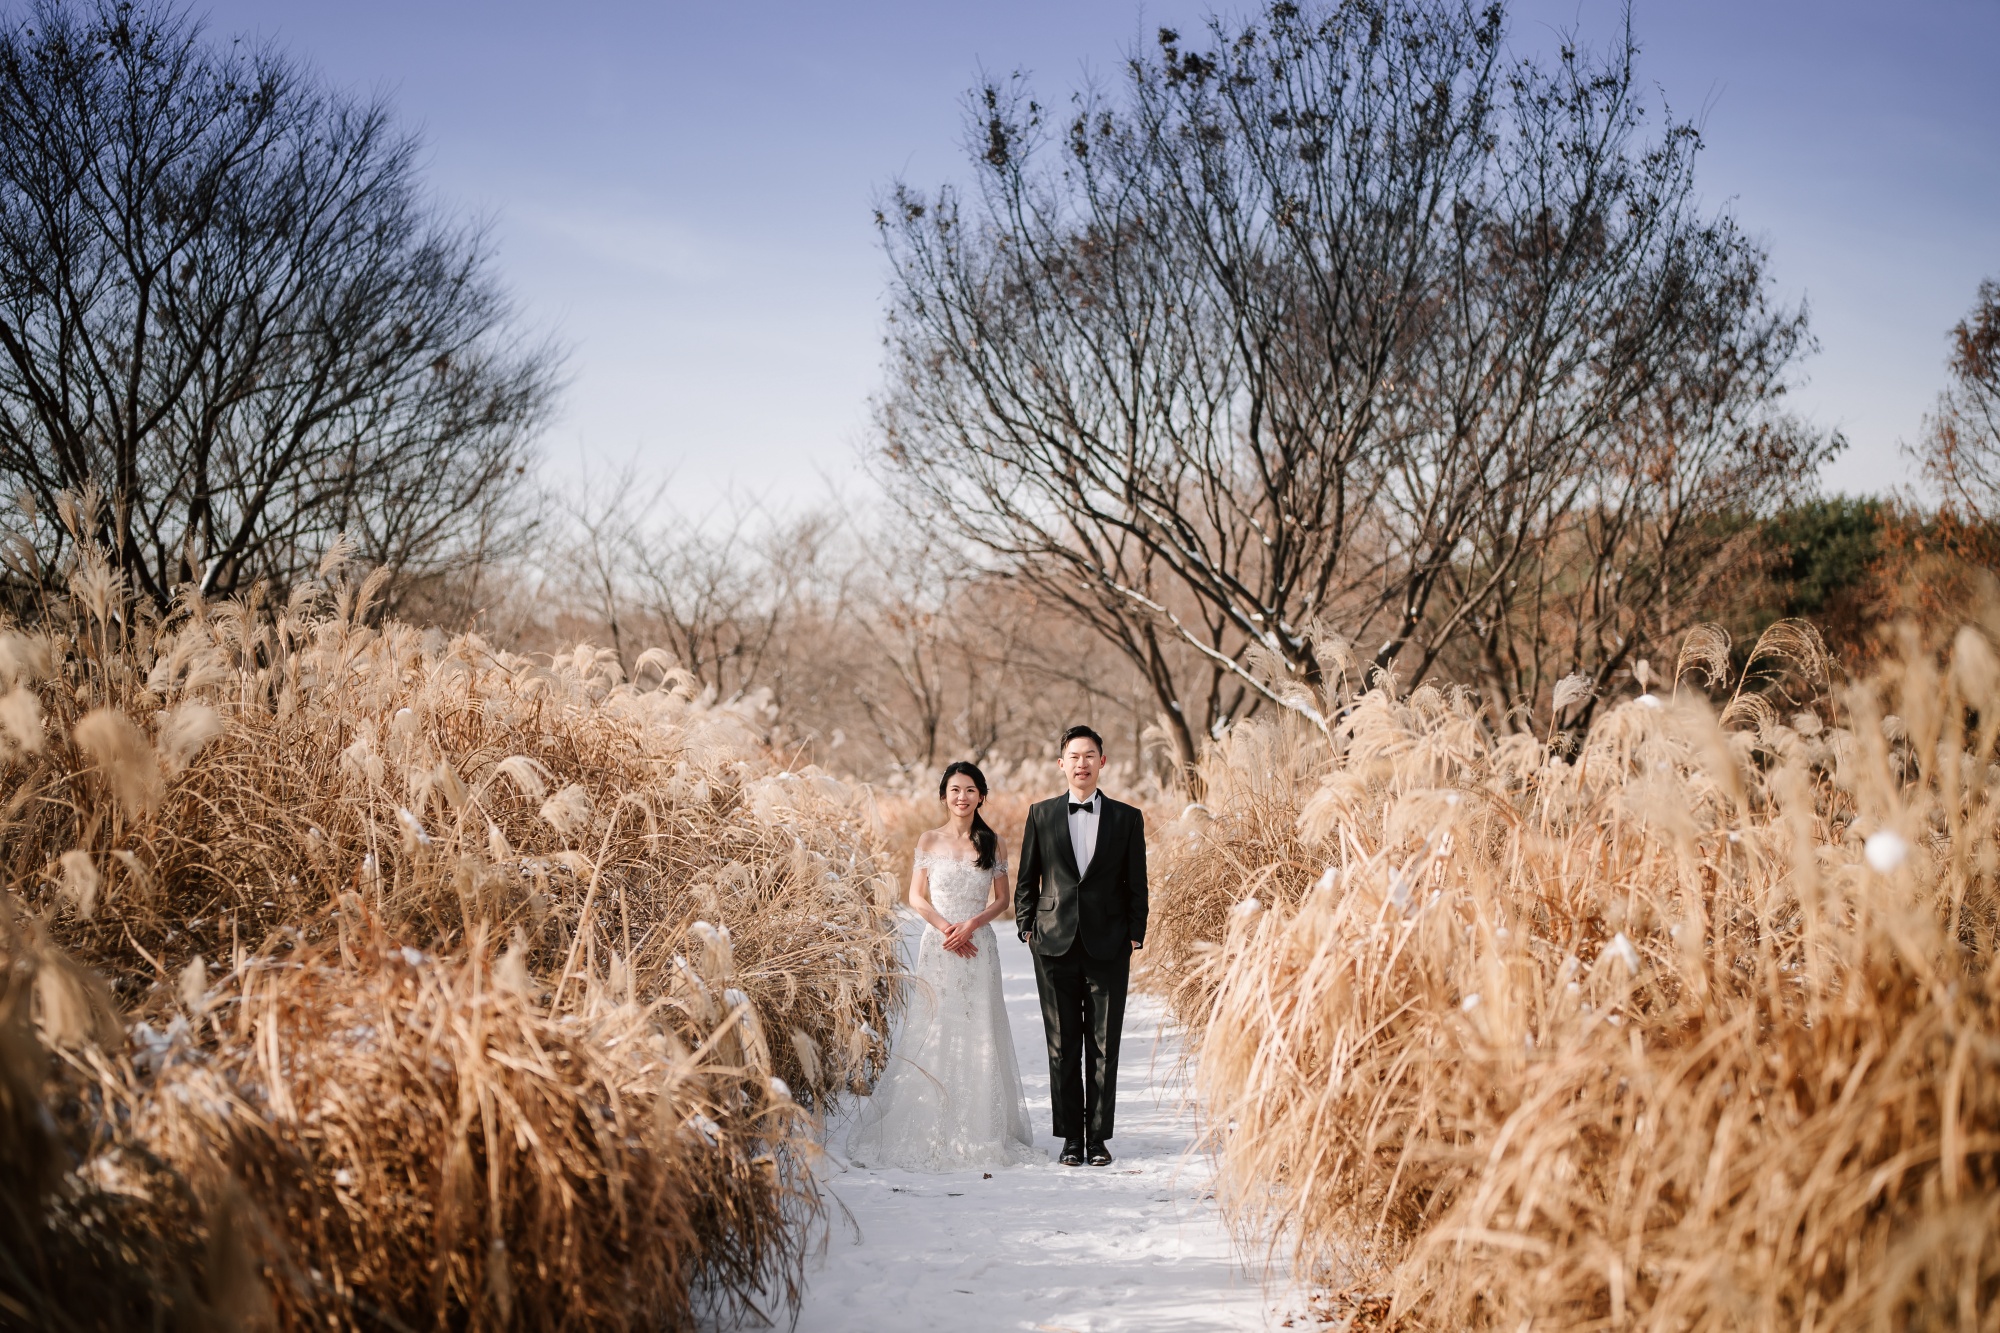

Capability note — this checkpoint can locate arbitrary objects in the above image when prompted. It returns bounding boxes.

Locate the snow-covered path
[796,923,1294,1332]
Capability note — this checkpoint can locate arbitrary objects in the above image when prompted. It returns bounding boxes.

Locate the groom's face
[1060,738,1104,794]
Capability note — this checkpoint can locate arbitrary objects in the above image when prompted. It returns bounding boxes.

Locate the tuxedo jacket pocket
[1037,895,1057,911]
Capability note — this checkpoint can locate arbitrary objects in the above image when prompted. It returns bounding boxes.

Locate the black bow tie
[1069,798,1096,814]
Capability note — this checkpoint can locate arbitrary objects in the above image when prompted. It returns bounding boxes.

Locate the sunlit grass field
[1148,620,2000,1329]
[3,546,901,1329]
[11,531,2000,1330]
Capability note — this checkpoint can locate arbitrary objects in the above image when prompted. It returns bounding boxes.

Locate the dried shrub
[1158,618,2000,1329]
[128,932,805,1329]
[1141,720,1328,1027]
[0,542,902,1328]
[0,899,263,1330]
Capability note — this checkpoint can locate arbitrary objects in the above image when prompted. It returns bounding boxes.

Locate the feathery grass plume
[1156,615,2000,1329]
[71,708,161,819]
[55,849,99,921]
[1,531,901,1328]
[0,684,42,759]
[156,702,222,774]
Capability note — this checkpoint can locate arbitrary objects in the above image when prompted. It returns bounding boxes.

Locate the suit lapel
[1090,798,1120,880]
[1049,797,1081,881]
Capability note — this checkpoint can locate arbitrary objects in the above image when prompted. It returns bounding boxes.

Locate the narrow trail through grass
[796,924,1296,1332]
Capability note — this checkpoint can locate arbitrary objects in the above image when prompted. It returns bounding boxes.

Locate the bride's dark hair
[939,761,998,870]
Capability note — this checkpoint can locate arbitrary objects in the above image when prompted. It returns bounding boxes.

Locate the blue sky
[195,1,2000,512]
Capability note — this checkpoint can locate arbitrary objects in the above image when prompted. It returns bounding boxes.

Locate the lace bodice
[914,850,1006,919]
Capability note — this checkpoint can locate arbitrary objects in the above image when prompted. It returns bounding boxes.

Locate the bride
[846,761,1037,1170]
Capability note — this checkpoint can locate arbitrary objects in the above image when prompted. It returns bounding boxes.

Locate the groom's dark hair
[1059,724,1104,755]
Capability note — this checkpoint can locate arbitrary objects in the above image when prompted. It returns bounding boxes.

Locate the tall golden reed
[1154,620,2000,1329]
[1,534,901,1329]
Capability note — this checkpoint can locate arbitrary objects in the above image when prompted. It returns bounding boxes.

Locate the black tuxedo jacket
[1015,793,1148,958]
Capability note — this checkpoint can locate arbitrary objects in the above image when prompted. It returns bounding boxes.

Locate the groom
[1015,725,1148,1167]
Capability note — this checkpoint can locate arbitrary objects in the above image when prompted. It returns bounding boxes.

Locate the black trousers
[1032,936,1129,1142]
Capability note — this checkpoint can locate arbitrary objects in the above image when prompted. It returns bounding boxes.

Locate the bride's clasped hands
[938,919,980,958]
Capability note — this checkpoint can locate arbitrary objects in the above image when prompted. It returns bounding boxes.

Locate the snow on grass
[798,925,1298,1332]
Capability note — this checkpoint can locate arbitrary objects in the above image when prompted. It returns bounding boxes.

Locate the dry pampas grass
[1142,718,1330,1029]
[1,529,901,1328]
[123,928,806,1329]
[1156,618,2000,1329]
[1,897,268,1331]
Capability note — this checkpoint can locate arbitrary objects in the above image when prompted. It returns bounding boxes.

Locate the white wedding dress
[845,850,1038,1171]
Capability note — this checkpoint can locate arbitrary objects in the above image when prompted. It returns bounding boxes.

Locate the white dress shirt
[1066,791,1100,877]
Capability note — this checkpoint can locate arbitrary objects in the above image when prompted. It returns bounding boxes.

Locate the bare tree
[0,0,558,614]
[875,0,1816,766]
[1916,278,2000,520]
[1454,226,1832,728]
[629,505,847,706]
[843,529,965,770]
[844,531,1128,773]
[537,475,1156,779]
[550,473,850,706]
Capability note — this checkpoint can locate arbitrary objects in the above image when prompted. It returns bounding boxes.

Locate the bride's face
[943,774,983,819]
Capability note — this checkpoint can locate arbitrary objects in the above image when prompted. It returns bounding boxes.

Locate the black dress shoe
[1058,1139,1084,1166]
[1086,1141,1112,1166]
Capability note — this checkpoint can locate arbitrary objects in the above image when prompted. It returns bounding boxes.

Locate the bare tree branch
[874,0,1820,764]
[0,0,559,614]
